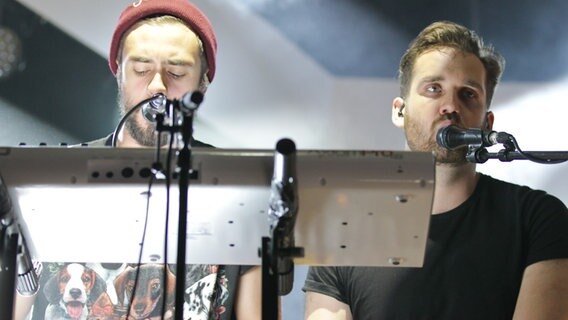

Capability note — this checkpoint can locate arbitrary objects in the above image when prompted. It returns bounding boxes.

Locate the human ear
[484,111,494,130]
[392,97,405,128]
[115,61,123,87]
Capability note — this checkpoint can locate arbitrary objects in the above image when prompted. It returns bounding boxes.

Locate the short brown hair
[398,21,505,107]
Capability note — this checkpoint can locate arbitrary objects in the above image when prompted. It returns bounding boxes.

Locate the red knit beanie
[108,0,217,82]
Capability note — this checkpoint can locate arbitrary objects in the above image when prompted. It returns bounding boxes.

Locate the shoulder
[76,135,113,147]
[479,173,566,210]
[192,139,214,148]
[304,266,352,290]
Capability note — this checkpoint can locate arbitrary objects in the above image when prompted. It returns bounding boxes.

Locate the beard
[118,91,167,147]
[403,112,468,166]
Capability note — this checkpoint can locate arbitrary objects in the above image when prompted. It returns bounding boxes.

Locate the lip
[436,119,457,131]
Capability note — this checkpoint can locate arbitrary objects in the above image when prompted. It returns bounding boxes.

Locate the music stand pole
[261,236,279,320]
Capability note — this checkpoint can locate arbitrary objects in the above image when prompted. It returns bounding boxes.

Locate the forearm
[14,291,38,320]
[513,259,568,320]
[304,292,352,320]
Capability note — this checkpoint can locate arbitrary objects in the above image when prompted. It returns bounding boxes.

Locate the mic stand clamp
[496,140,516,162]
[466,144,489,163]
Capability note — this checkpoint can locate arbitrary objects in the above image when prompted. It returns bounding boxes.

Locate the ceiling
[2,0,568,142]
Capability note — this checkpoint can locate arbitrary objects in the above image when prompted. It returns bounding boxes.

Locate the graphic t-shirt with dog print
[29,136,250,320]
[31,262,249,320]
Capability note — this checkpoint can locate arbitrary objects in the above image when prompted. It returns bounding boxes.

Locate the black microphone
[268,138,299,296]
[141,94,166,122]
[269,138,298,231]
[0,175,40,297]
[437,125,511,150]
[179,91,204,115]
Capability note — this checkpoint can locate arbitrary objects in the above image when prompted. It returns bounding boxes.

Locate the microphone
[141,94,166,122]
[179,90,204,115]
[1,175,41,319]
[269,138,298,230]
[268,138,300,296]
[15,229,40,296]
[437,125,511,150]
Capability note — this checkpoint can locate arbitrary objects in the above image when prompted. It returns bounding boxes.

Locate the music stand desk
[0,146,434,267]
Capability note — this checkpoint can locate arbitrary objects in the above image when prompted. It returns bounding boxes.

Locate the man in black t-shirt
[303,21,568,320]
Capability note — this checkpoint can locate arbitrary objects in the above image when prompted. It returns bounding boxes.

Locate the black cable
[126,173,156,320]
[510,135,567,164]
[124,110,165,319]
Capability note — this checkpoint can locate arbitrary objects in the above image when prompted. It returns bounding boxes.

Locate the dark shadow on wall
[0,0,117,143]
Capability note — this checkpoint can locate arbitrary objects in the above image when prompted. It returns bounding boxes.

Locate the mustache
[435,112,462,128]
[443,111,459,122]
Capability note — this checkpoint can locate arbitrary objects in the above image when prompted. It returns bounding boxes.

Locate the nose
[69,288,82,299]
[134,303,146,315]
[439,92,461,117]
[147,72,167,96]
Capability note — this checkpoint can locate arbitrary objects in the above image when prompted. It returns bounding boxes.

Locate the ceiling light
[0,26,22,79]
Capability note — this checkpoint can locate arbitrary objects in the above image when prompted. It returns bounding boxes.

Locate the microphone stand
[0,175,40,320]
[0,227,39,320]
[175,93,203,320]
[173,104,190,320]
[153,92,202,320]
[262,139,304,320]
[0,225,18,320]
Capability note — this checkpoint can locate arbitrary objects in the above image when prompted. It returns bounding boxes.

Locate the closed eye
[168,71,185,79]
[134,69,150,76]
[132,60,152,76]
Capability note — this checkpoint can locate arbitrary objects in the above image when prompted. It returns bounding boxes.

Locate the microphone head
[276,138,296,155]
[436,125,465,150]
[190,91,204,105]
[141,94,166,122]
[180,90,204,113]
[437,125,453,149]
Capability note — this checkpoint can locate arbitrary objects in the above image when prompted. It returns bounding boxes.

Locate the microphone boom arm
[466,134,568,164]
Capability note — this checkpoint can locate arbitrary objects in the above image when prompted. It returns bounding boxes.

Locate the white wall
[477,79,568,203]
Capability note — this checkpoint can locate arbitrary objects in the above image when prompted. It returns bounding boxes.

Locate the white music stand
[0,146,434,267]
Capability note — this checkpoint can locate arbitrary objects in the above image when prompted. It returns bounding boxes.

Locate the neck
[432,162,479,214]
[116,131,178,149]
[115,130,145,148]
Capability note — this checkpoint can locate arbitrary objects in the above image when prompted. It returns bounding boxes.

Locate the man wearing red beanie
[105,0,218,148]
[29,1,263,320]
